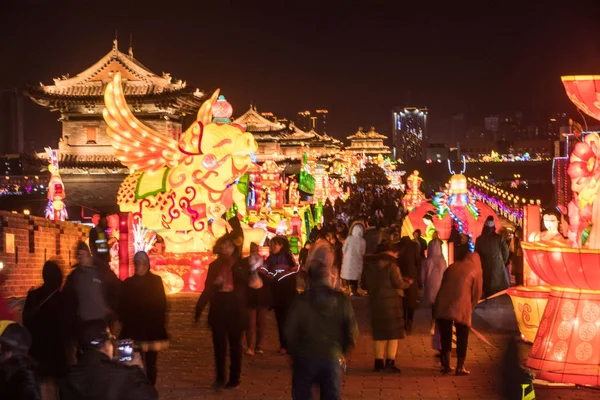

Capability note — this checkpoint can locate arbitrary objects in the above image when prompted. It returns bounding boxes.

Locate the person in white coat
[340,222,366,296]
[421,232,448,334]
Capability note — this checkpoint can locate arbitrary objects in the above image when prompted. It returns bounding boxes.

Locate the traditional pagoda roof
[282,123,316,141]
[26,40,204,115]
[346,126,388,140]
[233,106,286,132]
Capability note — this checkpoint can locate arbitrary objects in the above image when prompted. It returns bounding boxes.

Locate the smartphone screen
[116,340,133,362]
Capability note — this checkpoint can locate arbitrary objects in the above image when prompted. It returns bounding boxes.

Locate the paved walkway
[155,294,599,400]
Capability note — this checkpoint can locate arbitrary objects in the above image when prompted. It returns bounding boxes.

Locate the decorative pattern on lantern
[520,75,600,387]
[561,75,600,122]
[104,73,257,253]
[507,286,550,343]
[212,95,233,123]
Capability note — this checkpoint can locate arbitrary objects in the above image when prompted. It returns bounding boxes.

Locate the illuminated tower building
[392,107,428,161]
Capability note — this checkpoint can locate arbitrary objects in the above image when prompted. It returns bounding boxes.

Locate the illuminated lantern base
[507,286,550,343]
[150,252,215,294]
[526,288,600,386]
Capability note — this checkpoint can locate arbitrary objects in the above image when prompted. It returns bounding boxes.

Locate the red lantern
[212,95,233,119]
[562,76,600,122]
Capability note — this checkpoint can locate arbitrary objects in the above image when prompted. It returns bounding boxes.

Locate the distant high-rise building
[0,89,24,155]
[297,110,311,131]
[296,110,328,134]
[315,109,328,134]
[392,107,428,161]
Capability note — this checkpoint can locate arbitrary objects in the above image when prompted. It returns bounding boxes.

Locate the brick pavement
[155,294,600,399]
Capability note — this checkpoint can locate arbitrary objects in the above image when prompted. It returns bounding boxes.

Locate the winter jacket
[265,251,297,309]
[0,356,40,400]
[23,287,69,378]
[398,240,420,309]
[63,264,110,323]
[340,223,366,281]
[363,254,411,340]
[421,239,448,307]
[475,231,510,296]
[119,272,168,351]
[284,285,358,362]
[59,350,157,400]
[434,253,483,327]
[195,256,249,331]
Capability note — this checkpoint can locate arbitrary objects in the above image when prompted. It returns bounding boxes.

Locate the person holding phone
[59,320,157,400]
[119,251,168,386]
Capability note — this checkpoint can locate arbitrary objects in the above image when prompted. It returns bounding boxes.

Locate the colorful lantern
[104,73,257,253]
[561,75,600,122]
[507,286,550,343]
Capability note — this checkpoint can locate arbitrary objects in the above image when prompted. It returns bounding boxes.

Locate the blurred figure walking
[285,241,358,400]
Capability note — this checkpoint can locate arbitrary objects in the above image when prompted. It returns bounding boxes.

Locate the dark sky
[2,0,600,150]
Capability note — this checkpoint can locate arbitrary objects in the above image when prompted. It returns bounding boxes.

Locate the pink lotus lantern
[520,77,600,386]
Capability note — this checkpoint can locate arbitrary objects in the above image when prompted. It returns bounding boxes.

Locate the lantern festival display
[104,72,257,253]
[45,148,68,221]
[402,170,426,212]
[517,75,600,387]
[401,171,501,263]
[103,72,260,293]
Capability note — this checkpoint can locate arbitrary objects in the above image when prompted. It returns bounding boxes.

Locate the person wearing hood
[285,241,358,400]
[434,248,483,376]
[421,232,448,334]
[363,241,414,373]
[340,222,366,296]
[0,321,40,400]
[119,251,169,386]
[475,216,509,297]
[23,261,69,397]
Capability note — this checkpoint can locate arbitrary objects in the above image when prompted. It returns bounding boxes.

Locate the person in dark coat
[264,236,298,354]
[23,261,69,391]
[285,241,358,400]
[398,236,419,335]
[363,242,414,372]
[510,227,524,286]
[243,243,271,355]
[475,217,509,297]
[0,321,40,400]
[59,320,157,400]
[195,234,249,390]
[119,251,168,386]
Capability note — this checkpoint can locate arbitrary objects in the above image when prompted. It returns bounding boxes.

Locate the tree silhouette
[356,163,389,186]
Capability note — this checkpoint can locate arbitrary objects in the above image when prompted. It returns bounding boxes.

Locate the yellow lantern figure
[104,73,257,252]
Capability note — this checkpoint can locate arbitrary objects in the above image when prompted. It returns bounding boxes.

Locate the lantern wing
[103,72,185,172]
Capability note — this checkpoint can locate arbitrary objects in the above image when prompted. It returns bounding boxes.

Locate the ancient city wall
[0,211,88,298]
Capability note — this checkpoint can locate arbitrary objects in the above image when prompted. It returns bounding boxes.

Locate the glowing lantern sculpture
[402,170,426,212]
[45,148,68,221]
[104,72,257,253]
[516,75,600,387]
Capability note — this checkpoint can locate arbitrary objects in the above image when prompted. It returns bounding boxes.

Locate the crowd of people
[0,188,527,400]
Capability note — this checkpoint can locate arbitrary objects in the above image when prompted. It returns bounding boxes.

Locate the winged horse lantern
[103,73,257,252]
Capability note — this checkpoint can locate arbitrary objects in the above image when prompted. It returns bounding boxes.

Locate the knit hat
[0,321,32,355]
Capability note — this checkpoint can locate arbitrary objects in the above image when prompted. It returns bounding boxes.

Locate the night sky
[2,0,600,151]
